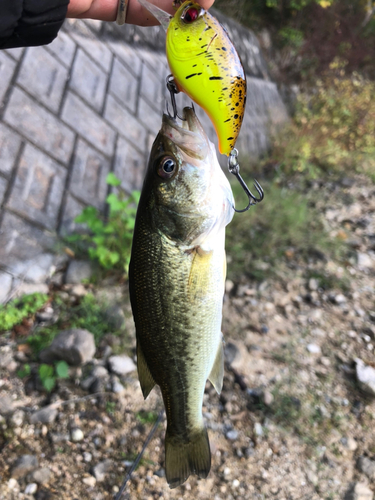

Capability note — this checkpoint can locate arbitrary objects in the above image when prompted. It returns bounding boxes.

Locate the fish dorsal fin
[137,342,156,399]
[208,339,224,394]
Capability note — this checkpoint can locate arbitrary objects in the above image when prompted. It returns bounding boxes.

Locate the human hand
[67,0,216,25]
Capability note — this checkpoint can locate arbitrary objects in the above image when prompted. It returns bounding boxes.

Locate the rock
[262,390,274,406]
[311,328,326,337]
[224,342,239,365]
[0,394,14,415]
[357,252,373,269]
[307,343,321,354]
[24,483,38,495]
[91,366,109,378]
[308,278,319,291]
[36,306,55,323]
[65,260,94,284]
[30,405,58,424]
[335,293,347,304]
[71,284,88,297]
[357,456,375,480]
[111,378,125,394]
[104,304,126,330]
[10,410,25,427]
[71,428,84,442]
[226,429,239,441]
[11,455,39,479]
[31,467,52,485]
[39,328,96,366]
[83,476,97,487]
[254,422,263,437]
[0,347,14,369]
[341,437,358,451]
[108,355,136,376]
[7,478,18,490]
[355,358,375,397]
[92,460,113,482]
[306,470,318,484]
[344,482,373,500]
[0,271,12,303]
[83,452,93,463]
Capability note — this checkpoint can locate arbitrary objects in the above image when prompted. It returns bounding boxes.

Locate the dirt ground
[0,174,375,500]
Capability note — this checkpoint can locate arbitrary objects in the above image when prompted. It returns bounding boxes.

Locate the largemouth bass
[138,0,247,156]
[129,106,234,488]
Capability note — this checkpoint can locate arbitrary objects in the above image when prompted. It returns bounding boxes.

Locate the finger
[127,0,216,26]
[67,0,118,21]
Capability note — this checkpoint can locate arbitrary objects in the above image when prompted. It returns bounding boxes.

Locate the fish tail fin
[165,426,211,489]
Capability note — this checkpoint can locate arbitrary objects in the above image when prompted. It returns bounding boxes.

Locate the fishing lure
[138,0,247,156]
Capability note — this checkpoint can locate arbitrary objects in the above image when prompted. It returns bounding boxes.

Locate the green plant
[67,173,140,277]
[38,361,69,392]
[0,293,48,332]
[136,410,158,425]
[17,364,31,378]
[27,293,128,357]
[226,181,342,281]
[106,401,116,415]
[270,60,375,177]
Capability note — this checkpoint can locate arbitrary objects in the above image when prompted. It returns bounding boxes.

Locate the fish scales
[129,106,234,488]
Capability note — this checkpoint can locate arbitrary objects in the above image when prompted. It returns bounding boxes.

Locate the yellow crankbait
[138,0,247,156]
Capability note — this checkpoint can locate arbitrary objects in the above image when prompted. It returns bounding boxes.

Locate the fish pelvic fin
[137,341,156,399]
[165,426,211,489]
[208,339,224,394]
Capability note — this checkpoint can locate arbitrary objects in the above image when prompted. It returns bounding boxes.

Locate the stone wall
[0,14,288,302]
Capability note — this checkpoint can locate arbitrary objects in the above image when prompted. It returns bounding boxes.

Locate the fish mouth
[161,107,209,159]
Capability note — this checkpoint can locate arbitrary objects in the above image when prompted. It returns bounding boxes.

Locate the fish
[138,0,247,156]
[129,106,234,488]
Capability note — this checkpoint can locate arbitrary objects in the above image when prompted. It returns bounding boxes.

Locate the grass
[26,293,129,356]
[226,180,344,281]
[0,293,48,332]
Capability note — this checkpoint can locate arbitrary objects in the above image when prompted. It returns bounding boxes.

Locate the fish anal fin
[208,339,224,394]
[137,341,156,399]
[165,426,211,489]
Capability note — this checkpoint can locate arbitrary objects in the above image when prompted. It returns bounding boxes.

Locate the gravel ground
[0,174,375,500]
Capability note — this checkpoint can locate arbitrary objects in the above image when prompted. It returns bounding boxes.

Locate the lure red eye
[182,7,199,23]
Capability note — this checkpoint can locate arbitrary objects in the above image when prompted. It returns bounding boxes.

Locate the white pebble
[232,479,240,488]
[83,452,92,462]
[71,428,84,442]
[82,476,96,487]
[25,483,38,495]
[307,343,321,354]
[8,478,18,490]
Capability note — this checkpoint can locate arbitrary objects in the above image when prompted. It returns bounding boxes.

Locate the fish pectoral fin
[165,426,211,489]
[208,339,224,394]
[137,341,156,399]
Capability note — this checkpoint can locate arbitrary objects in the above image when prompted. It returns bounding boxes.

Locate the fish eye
[182,6,200,23]
[157,156,177,179]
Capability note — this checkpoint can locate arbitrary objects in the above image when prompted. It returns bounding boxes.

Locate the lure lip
[137,0,172,31]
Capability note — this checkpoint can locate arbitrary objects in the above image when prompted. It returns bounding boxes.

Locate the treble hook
[228,148,264,213]
[166,74,185,120]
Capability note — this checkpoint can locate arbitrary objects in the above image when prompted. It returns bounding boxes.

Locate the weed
[269,60,375,178]
[106,402,116,415]
[0,293,48,332]
[27,293,124,355]
[38,361,69,392]
[226,181,342,281]
[66,173,140,277]
[136,411,158,425]
[17,364,31,378]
